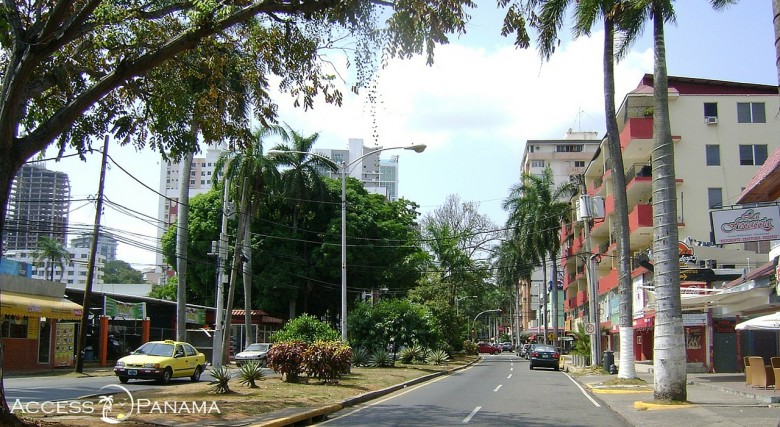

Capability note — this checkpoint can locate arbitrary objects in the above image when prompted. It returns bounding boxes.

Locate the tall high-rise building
[155,145,226,274]
[3,163,71,251]
[519,130,602,333]
[315,138,402,201]
[70,233,119,262]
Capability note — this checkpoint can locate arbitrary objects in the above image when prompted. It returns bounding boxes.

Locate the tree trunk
[550,252,558,344]
[774,0,780,93]
[603,16,636,380]
[651,3,686,402]
[541,259,548,344]
[176,149,194,342]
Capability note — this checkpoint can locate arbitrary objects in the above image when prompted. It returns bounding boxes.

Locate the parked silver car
[234,343,272,367]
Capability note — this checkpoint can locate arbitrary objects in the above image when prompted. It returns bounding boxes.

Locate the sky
[37,0,778,269]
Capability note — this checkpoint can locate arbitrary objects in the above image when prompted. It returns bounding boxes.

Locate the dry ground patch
[23,355,478,426]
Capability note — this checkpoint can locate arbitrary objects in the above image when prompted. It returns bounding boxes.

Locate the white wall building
[5,246,105,286]
[155,144,227,274]
[519,130,602,332]
[315,138,401,201]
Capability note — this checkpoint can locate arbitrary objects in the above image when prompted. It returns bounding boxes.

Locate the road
[320,353,630,426]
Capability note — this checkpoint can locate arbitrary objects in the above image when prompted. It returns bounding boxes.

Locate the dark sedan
[528,344,560,371]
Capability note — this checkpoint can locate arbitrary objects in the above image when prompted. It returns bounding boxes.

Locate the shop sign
[186,307,205,324]
[713,319,735,333]
[104,296,145,320]
[711,206,780,244]
[683,313,707,326]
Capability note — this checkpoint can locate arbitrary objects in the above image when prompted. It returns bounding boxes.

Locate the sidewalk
[569,360,780,427]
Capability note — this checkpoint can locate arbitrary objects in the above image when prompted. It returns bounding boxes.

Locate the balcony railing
[625,162,652,184]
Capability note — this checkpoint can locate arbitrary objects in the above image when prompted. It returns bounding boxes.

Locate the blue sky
[42,1,777,268]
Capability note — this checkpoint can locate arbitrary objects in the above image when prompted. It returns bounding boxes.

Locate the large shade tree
[0,2,479,421]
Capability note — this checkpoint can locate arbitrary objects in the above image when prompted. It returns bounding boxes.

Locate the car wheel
[261,358,267,368]
[119,376,129,384]
[529,364,534,370]
[160,367,173,384]
[554,365,560,372]
[191,366,202,382]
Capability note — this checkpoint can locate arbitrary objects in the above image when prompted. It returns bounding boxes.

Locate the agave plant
[351,347,370,367]
[209,365,232,394]
[368,349,392,367]
[414,347,431,364]
[427,349,450,366]
[238,360,265,388]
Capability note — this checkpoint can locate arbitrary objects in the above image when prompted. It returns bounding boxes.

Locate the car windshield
[132,342,174,357]
[535,345,556,352]
[244,343,270,352]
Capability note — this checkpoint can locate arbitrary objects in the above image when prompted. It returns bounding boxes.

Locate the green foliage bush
[348,300,442,354]
[268,341,307,382]
[368,349,393,367]
[303,341,352,383]
[238,360,265,388]
[271,314,340,343]
[426,349,450,366]
[462,340,478,355]
[398,346,419,364]
[209,365,232,394]
[351,347,370,367]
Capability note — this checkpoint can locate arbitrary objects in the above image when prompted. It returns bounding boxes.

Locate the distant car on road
[500,342,513,352]
[477,342,500,355]
[234,343,272,367]
[528,344,560,371]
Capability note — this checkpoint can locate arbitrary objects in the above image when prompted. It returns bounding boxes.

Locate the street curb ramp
[251,357,481,427]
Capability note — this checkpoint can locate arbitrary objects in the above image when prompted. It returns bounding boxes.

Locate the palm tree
[34,236,70,281]
[269,126,337,316]
[214,127,281,348]
[534,0,638,378]
[491,237,535,345]
[504,167,576,345]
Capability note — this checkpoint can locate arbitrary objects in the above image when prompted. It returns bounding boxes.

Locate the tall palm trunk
[603,15,636,380]
[550,252,558,344]
[243,180,253,347]
[651,2,686,402]
[176,148,194,342]
[541,259,548,343]
[774,0,780,93]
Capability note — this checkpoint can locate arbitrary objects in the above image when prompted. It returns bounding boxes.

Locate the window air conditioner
[705,116,718,125]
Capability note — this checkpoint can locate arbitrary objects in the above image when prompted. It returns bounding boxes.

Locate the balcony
[620,118,653,162]
[576,291,587,307]
[599,269,619,294]
[628,203,653,248]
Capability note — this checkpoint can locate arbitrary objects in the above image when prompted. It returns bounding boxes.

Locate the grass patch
[601,377,648,386]
[24,355,478,427]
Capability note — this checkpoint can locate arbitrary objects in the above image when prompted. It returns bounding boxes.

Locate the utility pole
[211,179,231,368]
[75,135,109,373]
[176,151,193,342]
[577,184,602,368]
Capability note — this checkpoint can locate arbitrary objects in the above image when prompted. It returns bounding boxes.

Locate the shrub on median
[268,340,353,383]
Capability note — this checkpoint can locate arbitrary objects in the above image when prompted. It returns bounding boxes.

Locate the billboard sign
[711,206,780,244]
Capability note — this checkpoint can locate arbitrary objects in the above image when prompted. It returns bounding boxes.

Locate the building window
[531,160,545,168]
[707,188,723,209]
[556,144,583,152]
[703,102,718,118]
[190,179,195,185]
[739,145,768,165]
[737,102,766,123]
[1,317,28,338]
[574,161,585,168]
[705,145,720,166]
[200,180,205,185]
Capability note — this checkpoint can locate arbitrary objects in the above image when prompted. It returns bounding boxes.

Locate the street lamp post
[455,295,476,317]
[471,309,501,342]
[268,143,426,342]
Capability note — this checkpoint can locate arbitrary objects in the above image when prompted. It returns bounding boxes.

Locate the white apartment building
[155,144,227,273]
[315,138,401,201]
[5,245,105,286]
[519,130,602,333]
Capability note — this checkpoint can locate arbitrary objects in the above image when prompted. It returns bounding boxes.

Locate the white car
[234,343,272,367]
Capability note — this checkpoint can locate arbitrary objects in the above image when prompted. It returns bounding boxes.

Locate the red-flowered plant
[303,341,353,383]
[267,341,307,382]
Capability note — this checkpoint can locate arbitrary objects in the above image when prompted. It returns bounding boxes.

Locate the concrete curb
[249,357,482,427]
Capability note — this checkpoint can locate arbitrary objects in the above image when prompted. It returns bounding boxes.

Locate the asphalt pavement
[240,357,780,427]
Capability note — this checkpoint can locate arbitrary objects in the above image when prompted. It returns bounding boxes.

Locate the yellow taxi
[114,340,207,384]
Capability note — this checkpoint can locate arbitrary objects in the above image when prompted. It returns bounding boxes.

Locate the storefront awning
[1,291,83,321]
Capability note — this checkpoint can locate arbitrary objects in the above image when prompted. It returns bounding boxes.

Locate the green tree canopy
[270,314,340,343]
[103,260,144,284]
[348,299,442,352]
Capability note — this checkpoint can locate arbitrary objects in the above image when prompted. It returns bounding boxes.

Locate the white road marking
[507,374,512,379]
[463,406,481,423]
[565,372,601,407]
[493,384,502,392]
